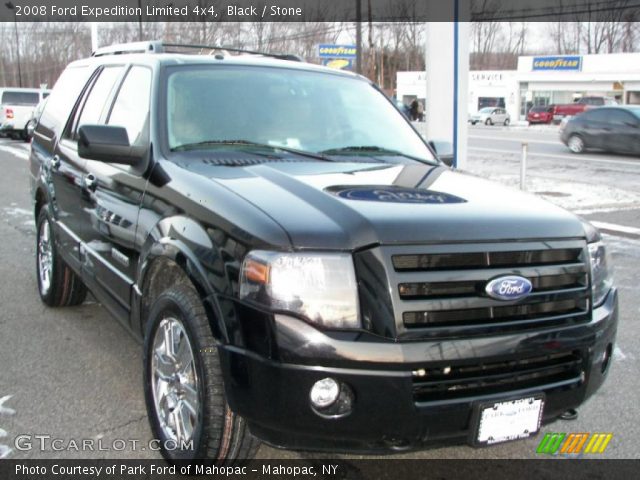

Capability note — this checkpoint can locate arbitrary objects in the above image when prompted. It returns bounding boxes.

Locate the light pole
[138,0,143,41]
[5,1,23,87]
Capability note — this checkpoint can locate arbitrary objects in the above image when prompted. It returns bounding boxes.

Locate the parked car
[25,97,48,141]
[469,107,510,126]
[527,105,554,125]
[552,96,617,123]
[30,41,617,463]
[0,88,50,140]
[560,106,640,154]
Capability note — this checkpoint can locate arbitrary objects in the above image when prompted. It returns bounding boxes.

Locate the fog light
[310,378,340,408]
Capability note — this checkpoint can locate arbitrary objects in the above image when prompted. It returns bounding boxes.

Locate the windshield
[629,107,640,120]
[479,107,494,113]
[166,66,435,162]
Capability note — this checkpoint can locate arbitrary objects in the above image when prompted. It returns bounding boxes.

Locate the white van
[0,88,50,140]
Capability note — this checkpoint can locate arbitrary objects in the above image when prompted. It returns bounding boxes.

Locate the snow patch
[0,396,15,415]
[3,207,32,218]
[0,444,12,459]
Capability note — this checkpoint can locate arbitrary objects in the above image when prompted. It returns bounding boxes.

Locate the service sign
[532,56,582,71]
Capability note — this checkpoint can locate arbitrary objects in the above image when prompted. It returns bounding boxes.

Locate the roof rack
[92,41,303,62]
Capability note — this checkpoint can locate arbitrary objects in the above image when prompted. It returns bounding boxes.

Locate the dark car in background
[560,106,640,154]
[527,105,554,125]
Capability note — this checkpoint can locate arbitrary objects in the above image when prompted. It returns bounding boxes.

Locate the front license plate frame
[470,394,545,447]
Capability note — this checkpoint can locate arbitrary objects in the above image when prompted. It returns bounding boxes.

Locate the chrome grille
[380,240,591,338]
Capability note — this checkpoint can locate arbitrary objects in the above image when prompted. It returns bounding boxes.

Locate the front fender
[134,215,237,344]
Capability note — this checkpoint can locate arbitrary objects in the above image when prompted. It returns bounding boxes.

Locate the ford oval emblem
[485,275,533,301]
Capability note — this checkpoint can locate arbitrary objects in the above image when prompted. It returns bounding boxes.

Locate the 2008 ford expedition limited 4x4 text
[29,41,618,463]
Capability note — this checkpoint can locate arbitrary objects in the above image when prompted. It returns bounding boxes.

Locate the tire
[471,121,477,125]
[504,118,510,126]
[567,134,585,154]
[36,206,87,307]
[485,118,492,126]
[143,284,259,464]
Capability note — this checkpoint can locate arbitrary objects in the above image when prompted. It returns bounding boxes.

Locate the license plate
[472,395,544,446]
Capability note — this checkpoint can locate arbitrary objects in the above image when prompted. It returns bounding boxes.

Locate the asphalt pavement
[0,130,638,460]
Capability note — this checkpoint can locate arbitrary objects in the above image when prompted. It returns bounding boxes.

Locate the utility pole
[138,0,143,41]
[355,0,362,74]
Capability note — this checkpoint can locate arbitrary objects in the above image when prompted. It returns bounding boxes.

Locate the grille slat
[393,248,582,271]
[412,351,583,403]
[386,242,591,337]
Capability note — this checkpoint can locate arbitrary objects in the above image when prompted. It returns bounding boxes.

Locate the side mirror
[428,140,454,167]
[78,125,144,165]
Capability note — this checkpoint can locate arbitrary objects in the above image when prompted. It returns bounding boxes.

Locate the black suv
[29,41,618,462]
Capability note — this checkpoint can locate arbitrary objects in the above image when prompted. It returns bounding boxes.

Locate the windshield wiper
[171,139,333,162]
[320,145,438,165]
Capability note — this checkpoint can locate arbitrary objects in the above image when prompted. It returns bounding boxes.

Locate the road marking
[574,205,640,215]
[0,396,15,416]
[0,145,29,161]
[469,146,640,168]
[591,221,640,237]
[0,395,13,459]
[469,134,561,145]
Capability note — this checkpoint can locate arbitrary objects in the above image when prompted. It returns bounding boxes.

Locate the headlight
[239,251,360,329]
[588,241,613,307]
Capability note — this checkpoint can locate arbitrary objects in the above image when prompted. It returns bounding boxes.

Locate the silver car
[469,107,510,126]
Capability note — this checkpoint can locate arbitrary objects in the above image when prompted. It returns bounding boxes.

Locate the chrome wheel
[568,135,584,153]
[151,317,200,445]
[37,219,53,295]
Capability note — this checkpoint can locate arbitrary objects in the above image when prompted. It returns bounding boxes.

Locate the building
[396,52,640,124]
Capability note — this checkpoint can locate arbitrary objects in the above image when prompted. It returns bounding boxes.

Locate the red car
[527,106,554,125]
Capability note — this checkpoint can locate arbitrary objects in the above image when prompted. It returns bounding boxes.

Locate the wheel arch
[134,236,230,344]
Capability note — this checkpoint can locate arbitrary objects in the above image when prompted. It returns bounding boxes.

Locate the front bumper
[219,289,618,453]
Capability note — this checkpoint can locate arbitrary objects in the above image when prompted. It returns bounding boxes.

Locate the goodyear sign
[318,44,357,59]
[322,58,354,70]
[532,56,582,71]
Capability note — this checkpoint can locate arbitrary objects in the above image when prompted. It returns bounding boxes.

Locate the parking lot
[0,126,638,460]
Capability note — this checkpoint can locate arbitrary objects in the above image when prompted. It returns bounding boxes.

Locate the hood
[176,158,586,250]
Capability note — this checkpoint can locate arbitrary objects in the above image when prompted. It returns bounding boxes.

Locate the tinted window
[166,66,435,161]
[108,66,152,145]
[37,66,92,137]
[74,66,123,135]
[608,110,637,125]
[530,106,549,113]
[1,91,40,105]
[583,109,609,122]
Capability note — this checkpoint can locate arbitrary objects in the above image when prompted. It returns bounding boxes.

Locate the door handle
[51,155,61,171]
[84,173,98,191]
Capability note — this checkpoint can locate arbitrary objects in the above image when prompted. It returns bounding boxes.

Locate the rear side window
[73,66,124,136]
[583,109,608,122]
[607,110,636,126]
[1,91,40,105]
[37,66,92,138]
[108,66,152,145]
